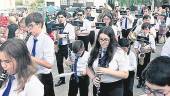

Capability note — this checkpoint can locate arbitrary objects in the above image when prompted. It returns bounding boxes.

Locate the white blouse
[0,75,44,96]
[92,48,129,83]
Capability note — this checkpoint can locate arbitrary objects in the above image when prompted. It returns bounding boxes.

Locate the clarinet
[96,48,102,96]
[24,32,32,43]
[0,70,8,88]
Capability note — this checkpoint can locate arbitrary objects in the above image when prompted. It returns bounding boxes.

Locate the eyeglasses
[77,14,83,16]
[99,38,110,42]
[143,85,165,96]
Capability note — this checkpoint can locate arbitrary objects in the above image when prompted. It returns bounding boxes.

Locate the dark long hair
[0,38,36,92]
[88,26,117,68]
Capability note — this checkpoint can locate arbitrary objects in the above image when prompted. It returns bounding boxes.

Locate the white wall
[93,0,107,8]
[0,0,15,10]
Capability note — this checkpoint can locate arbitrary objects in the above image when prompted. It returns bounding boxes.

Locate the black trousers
[77,35,89,51]
[89,31,95,46]
[137,52,151,84]
[38,72,55,96]
[56,45,68,81]
[122,29,131,38]
[93,80,124,96]
[68,75,89,96]
[123,71,135,96]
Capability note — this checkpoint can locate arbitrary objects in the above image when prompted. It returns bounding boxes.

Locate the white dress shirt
[92,48,129,83]
[134,33,156,51]
[161,37,170,57]
[134,24,156,38]
[128,51,137,71]
[26,32,55,74]
[71,51,89,76]
[0,75,44,96]
[121,15,134,29]
[76,18,91,36]
[58,22,75,45]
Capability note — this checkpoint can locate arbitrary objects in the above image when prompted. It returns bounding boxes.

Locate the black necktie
[58,29,63,45]
[2,75,15,96]
[125,17,128,29]
[32,38,38,56]
[72,55,79,82]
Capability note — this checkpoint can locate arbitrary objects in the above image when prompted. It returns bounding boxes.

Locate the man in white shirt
[121,8,134,38]
[134,22,156,88]
[75,9,91,51]
[55,10,75,87]
[25,12,55,96]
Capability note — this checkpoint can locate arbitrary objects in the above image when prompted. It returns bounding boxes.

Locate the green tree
[30,0,44,11]
[15,0,23,5]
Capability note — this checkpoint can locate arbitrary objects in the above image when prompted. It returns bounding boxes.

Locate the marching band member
[87,26,129,96]
[134,22,156,88]
[134,15,156,38]
[120,8,134,38]
[55,10,75,87]
[66,40,89,96]
[0,39,44,96]
[118,38,137,96]
[25,12,55,96]
[75,9,91,51]
[136,7,155,26]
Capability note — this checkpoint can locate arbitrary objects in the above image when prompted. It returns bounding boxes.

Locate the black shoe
[55,80,65,87]
[137,83,142,88]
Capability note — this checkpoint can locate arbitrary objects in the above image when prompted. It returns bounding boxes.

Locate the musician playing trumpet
[134,22,156,88]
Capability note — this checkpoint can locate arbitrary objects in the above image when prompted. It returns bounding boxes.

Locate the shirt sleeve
[161,38,170,56]
[43,36,55,65]
[115,49,129,71]
[25,75,44,96]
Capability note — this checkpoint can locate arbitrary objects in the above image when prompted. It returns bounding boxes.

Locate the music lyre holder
[137,35,149,44]
[86,16,95,21]
[95,22,106,29]
[51,23,65,31]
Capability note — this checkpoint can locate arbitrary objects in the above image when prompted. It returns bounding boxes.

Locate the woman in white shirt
[0,38,44,96]
[87,26,129,96]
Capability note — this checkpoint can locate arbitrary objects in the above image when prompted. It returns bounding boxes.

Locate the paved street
[52,43,163,96]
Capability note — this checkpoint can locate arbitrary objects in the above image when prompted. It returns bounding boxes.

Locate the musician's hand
[92,76,100,87]
[58,34,65,39]
[65,59,74,66]
[96,67,110,75]
[75,30,80,36]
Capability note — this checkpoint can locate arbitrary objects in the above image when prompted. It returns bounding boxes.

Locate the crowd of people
[0,3,170,96]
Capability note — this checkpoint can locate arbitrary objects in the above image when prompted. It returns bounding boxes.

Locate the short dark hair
[85,7,91,10]
[118,38,130,47]
[25,12,44,28]
[143,56,170,86]
[72,40,84,53]
[143,15,151,20]
[141,22,151,30]
[57,10,67,18]
[126,8,130,11]
[77,9,85,15]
